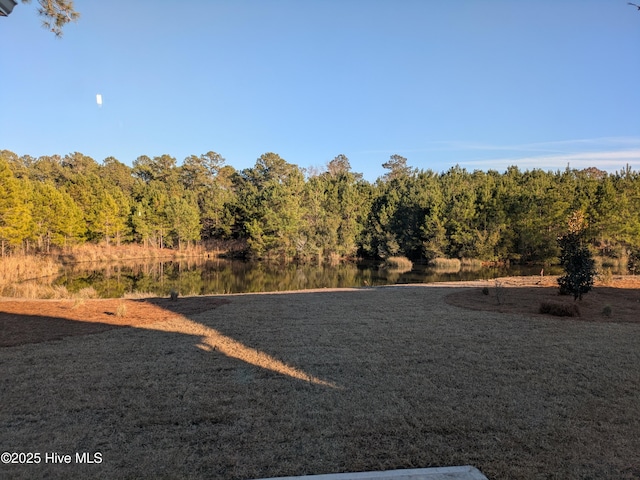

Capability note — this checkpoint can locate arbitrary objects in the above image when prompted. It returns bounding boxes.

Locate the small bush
[48,285,70,299]
[115,302,127,318]
[481,286,489,296]
[170,290,179,301]
[539,301,580,317]
[77,287,98,299]
[429,257,461,272]
[71,297,86,309]
[384,256,413,271]
[70,287,98,309]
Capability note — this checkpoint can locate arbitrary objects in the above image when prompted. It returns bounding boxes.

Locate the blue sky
[1,0,639,181]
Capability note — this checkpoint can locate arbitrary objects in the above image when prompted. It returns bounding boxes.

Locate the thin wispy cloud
[459,148,640,172]
[353,137,640,177]
[427,137,640,154]
[447,137,640,172]
[355,137,640,158]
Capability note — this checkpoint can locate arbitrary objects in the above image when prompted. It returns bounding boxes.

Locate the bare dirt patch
[0,296,230,347]
[445,275,640,323]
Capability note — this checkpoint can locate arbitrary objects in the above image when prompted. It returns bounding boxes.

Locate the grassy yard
[1,285,639,479]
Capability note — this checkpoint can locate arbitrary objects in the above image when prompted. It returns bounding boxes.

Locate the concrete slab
[256,466,488,480]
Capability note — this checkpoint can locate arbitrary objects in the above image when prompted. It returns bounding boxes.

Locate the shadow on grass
[0,296,339,388]
[0,311,122,347]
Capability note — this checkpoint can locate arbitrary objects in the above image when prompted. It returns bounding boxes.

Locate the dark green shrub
[557,212,596,300]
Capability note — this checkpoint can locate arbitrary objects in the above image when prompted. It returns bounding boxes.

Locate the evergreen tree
[302,175,332,257]
[557,211,596,300]
[101,157,135,195]
[131,180,171,248]
[31,181,84,251]
[0,159,33,255]
[237,153,306,259]
[306,155,368,258]
[30,154,64,184]
[471,170,506,261]
[93,191,123,247]
[180,152,236,239]
[166,196,201,250]
[440,166,477,258]
[382,154,413,181]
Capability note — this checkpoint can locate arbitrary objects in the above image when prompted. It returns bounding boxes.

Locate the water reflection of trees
[58,259,374,298]
[55,259,557,298]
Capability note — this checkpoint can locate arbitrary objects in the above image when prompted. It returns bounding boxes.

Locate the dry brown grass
[114,302,127,318]
[429,257,461,272]
[383,256,413,271]
[56,243,208,264]
[1,283,639,479]
[2,282,70,299]
[3,283,98,301]
[0,255,59,285]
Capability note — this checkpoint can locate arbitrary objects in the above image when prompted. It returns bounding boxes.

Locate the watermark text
[1,452,102,465]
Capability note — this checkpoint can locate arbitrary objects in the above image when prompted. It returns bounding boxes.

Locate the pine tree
[31,181,84,251]
[238,153,306,259]
[166,196,201,250]
[0,160,33,255]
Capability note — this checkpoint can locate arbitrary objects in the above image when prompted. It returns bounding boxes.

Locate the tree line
[1,149,639,266]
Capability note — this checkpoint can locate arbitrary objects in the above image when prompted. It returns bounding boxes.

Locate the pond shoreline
[13,258,567,299]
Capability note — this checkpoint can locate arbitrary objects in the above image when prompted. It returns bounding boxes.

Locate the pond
[52,258,563,299]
